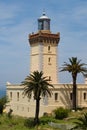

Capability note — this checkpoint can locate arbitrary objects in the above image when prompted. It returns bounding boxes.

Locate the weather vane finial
[42,9,46,16]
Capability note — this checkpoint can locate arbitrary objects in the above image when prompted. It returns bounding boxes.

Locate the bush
[40,116,52,124]
[40,115,57,125]
[0,96,7,114]
[0,105,3,114]
[24,117,35,128]
[53,107,69,120]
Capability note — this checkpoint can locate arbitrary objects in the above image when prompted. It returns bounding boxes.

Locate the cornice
[29,31,60,45]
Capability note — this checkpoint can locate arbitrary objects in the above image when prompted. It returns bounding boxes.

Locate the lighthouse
[6,12,87,118]
[29,12,60,84]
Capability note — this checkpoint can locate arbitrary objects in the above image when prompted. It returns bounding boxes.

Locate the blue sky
[0,0,87,89]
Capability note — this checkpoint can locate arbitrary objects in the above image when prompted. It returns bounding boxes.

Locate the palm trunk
[72,76,77,111]
[34,98,40,125]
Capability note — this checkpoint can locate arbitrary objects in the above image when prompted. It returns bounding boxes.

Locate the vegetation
[0,109,87,130]
[53,107,69,120]
[24,117,35,128]
[0,114,62,130]
[71,113,87,130]
[21,71,54,126]
[2,58,87,129]
[0,96,7,114]
[60,57,87,111]
[0,114,30,130]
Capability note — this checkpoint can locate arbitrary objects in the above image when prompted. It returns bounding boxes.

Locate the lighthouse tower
[29,12,60,84]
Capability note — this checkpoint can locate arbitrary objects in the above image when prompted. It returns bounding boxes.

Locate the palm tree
[21,71,54,125]
[71,113,87,130]
[60,57,87,111]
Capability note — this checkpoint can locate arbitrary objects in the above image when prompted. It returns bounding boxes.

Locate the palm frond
[71,113,87,130]
[60,57,87,75]
[21,71,54,100]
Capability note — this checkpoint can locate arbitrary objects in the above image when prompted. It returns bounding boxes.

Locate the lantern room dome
[39,12,50,19]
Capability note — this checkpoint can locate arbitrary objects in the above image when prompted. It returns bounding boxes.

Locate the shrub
[0,96,7,114]
[40,116,52,124]
[0,105,3,114]
[40,115,57,125]
[53,107,69,120]
[24,117,35,128]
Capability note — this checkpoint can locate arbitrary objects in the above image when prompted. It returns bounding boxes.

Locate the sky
[0,0,87,89]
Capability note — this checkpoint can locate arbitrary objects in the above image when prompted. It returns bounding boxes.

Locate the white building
[6,12,87,117]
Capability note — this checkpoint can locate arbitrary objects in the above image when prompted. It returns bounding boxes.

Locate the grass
[0,115,29,130]
[0,109,87,130]
[0,114,60,130]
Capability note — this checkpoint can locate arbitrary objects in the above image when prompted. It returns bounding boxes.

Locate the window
[17,92,19,101]
[55,93,58,101]
[48,46,50,51]
[48,57,51,62]
[48,45,51,53]
[48,57,51,65]
[83,92,87,100]
[38,21,43,30]
[70,93,72,100]
[10,92,12,100]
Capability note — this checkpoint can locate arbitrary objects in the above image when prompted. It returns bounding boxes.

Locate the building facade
[6,12,87,117]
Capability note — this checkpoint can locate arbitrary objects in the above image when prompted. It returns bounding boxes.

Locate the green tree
[71,113,87,130]
[60,57,87,111]
[21,71,53,125]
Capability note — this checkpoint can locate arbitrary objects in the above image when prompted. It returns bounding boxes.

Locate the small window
[55,93,58,101]
[48,57,51,65]
[83,92,86,100]
[70,93,72,100]
[48,46,50,51]
[17,92,19,101]
[10,92,12,100]
[48,57,51,62]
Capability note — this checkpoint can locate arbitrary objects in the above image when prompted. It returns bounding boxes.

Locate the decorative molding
[29,31,60,45]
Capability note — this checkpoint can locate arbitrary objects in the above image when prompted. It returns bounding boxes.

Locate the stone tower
[29,12,60,84]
